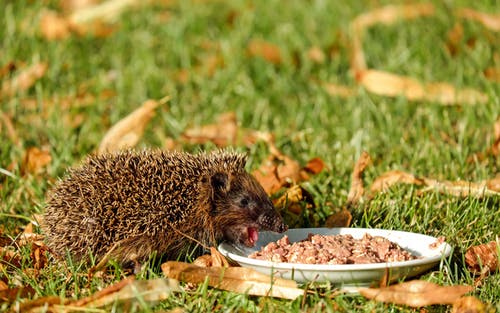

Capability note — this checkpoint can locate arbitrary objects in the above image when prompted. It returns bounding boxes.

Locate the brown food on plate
[249,233,417,264]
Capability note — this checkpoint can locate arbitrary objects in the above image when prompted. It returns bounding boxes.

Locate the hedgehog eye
[239,197,249,208]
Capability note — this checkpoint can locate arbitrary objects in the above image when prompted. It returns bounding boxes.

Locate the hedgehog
[42,149,287,266]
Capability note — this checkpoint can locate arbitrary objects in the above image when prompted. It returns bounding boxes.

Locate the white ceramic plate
[218,228,452,289]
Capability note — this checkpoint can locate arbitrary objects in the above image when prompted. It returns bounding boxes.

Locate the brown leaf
[370,170,424,194]
[193,247,230,267]
[161,261,303,300]
[347,151,371,205]
[0,286,36,303]
[465,240,499,275]
[358,69,488,105]
[181,112,238,147]
[39,10,73,40]
[350,3,435,73]
[359,280,473,307]
[446,23,464,56]
[302,157,325,175]
[273,185,314,215]
[451,296,491,313]
[1,63,48,97]
[71,277,179,308]
[60,0,101,13]
[323,82,355,98]
[456,8,500,32]
[98,97,168,153]
[307,46,325,64]
[253,153,301,195]
[247,39,282,65]
[0,112,20,146]
[484,67,500,82]
[21,147,52,176]
[421,177,500,197]
[325,208,352,228]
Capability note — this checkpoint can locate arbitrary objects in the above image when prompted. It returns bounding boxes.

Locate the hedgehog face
[211,171,288,247]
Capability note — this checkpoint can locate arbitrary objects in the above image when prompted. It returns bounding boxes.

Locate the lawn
[1,0,499,312]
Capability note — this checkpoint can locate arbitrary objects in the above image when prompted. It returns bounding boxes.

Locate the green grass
[1,0,499,312]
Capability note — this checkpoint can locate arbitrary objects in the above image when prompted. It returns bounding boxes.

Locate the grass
[1,0,499,311]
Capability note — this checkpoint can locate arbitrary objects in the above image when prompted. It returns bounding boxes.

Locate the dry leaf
[39,10,73,40]
[21,147,52,176]
[253,153,302,195]
[181,112,238,147]
[0,286,36,303]
[193,247,229,267]
[247,39,282,65]
[60,0,101,13]
[162,261,303,300]
[346,151,371,205]
[302,157,325,175]
[484,67,500,82]
[465,240,499,275]
[451,296,492,313]
[1,63,48,97]
[358,69,488,105]
[73,278,179,309]
[456,8,500,32]
[323,82,355,98]
[273,185,314,215]
[421,177,500,197]
[350,3,435,73]
[359,280,473,307]
[98,97,168,153]
[307,46,325,64]
[325,208,352,228]
[446,23,464,56]
[370,170,424,194]
[0,113,20,146]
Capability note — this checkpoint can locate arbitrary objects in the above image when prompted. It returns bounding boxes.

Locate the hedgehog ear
[210,172,231,194]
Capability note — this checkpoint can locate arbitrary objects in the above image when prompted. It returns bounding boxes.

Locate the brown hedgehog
[43,149,287,265]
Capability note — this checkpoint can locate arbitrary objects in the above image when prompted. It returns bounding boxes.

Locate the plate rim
[218,227,452,271]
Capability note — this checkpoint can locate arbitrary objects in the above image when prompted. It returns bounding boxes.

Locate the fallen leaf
[302,157,325,175]
[253,153,302,195]
[39,10,73,40]
[307,46,325,64]
[358,69,488,105]
[456,8,500,32]
[483,67,500,82]
[21,147,52,176]
[446,23,464,56]
[347,151,371,205]
[370,170,424,194]
[162,261,303,300]
[465,240,499,275]
[60,0,101,13]
[451,296,492,313]
[247,39,282,65]
[0,61,17,79]
[1,63,48,97]
[193,247,230,267]
[421,177,500,197]
[0,112,20,146]
[359,280,473,307]
[0,286,36,304]
[273,185,314,215]
[72,277,179,309]
[350,3,435,73]
[325,208,352,228]
[98,97,169,153]
[323,82,355,98]
[181,112,238,147]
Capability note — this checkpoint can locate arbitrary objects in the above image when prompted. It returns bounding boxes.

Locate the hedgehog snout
[257,213,288,233]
